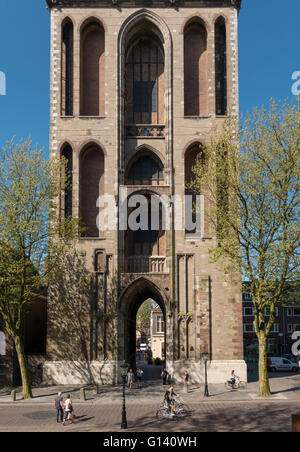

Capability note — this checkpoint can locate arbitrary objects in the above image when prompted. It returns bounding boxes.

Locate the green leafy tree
[136,299,154,338]
[191,100,300,397]
[0,138,79,398]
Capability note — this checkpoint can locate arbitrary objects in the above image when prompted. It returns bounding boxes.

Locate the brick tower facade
[45,0,246,385]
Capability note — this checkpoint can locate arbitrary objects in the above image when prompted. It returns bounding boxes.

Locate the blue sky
[0,0,299,151]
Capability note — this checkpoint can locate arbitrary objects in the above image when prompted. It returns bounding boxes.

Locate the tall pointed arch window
[61,19,73,116]
[61,144,73,218]
[215,17,227,116]
[80,145,104,237]
[126,154,164,186]
[125,36,164,125]
[184,143,205,236]
[184,20,209,117]
[80,20,105,117]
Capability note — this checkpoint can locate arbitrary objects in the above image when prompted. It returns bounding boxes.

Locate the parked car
[267,357,298,372]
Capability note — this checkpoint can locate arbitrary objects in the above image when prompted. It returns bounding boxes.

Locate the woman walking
[62,394,74,426]
[136,368,144,389]
[127,369,134,391]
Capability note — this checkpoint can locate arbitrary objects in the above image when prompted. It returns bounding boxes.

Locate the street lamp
[203,355,210,398]
[120,363,128,429]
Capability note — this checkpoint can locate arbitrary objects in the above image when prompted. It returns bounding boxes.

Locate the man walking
[54,392,64,423]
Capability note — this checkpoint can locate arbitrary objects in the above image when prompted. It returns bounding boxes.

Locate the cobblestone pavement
[1,372,300,431]
[1,372,300,403]
[0,400,298,432]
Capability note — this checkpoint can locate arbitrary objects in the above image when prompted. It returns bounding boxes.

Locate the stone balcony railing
[125,124,165,138]
[125,256,167,273]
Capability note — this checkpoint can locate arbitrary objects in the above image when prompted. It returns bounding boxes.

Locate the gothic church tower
[45,0,245,385]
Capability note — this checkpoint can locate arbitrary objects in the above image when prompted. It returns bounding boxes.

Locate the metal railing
[125,124,165,138]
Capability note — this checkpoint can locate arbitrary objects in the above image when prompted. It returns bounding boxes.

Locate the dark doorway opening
[121,279,167,376]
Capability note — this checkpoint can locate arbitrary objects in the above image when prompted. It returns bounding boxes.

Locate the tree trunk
[258,333,271,397]
[14,336,33,399]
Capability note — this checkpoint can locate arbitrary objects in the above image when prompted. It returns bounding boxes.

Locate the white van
[268,357,298,373]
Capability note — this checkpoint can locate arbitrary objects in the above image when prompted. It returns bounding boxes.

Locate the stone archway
[118,277,169,372]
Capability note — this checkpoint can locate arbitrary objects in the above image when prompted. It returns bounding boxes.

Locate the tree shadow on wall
[47,250,118,386]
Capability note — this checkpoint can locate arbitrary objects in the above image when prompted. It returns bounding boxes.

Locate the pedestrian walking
[62,394,74,426]
[184,370,190,393]
[161,368,169,385]
[127,369,134,391]
[54,392,64,423]
[136,368,144,388]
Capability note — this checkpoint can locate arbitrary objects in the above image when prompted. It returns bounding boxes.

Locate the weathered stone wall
[46,1,244,384]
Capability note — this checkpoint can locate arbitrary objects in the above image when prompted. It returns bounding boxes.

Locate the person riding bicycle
[230,370,237,388]
[164,384,177,415]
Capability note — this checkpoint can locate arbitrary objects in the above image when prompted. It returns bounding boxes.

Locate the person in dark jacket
[161,368,169,385]
[54,392,64,423]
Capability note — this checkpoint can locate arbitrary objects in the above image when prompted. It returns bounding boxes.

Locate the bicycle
[225,376,247,390]
[156,394,189,419]
[175,394,191,413]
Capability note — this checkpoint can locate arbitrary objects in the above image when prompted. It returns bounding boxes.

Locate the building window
[184,20,208,117]
[133,81,157,113]
[264,307,278,317]
[184,143,205,236]
[61,144,73,218]
[80,145,104,237]
[244,324,255,333]
[215,17,227,116]
[125,193,166,263]
[156,315,165,333]
[125,37,164,125]
[288,324,300,333]
[269,324,279,334]
[287,307,300,317]
[61,19,74,116]
[243,292,252,301]
[80,20,105,116]
[243,307,254,316]
[126,154,163,186]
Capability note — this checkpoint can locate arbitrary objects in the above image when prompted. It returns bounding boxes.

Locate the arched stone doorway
[118,277,169,372]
